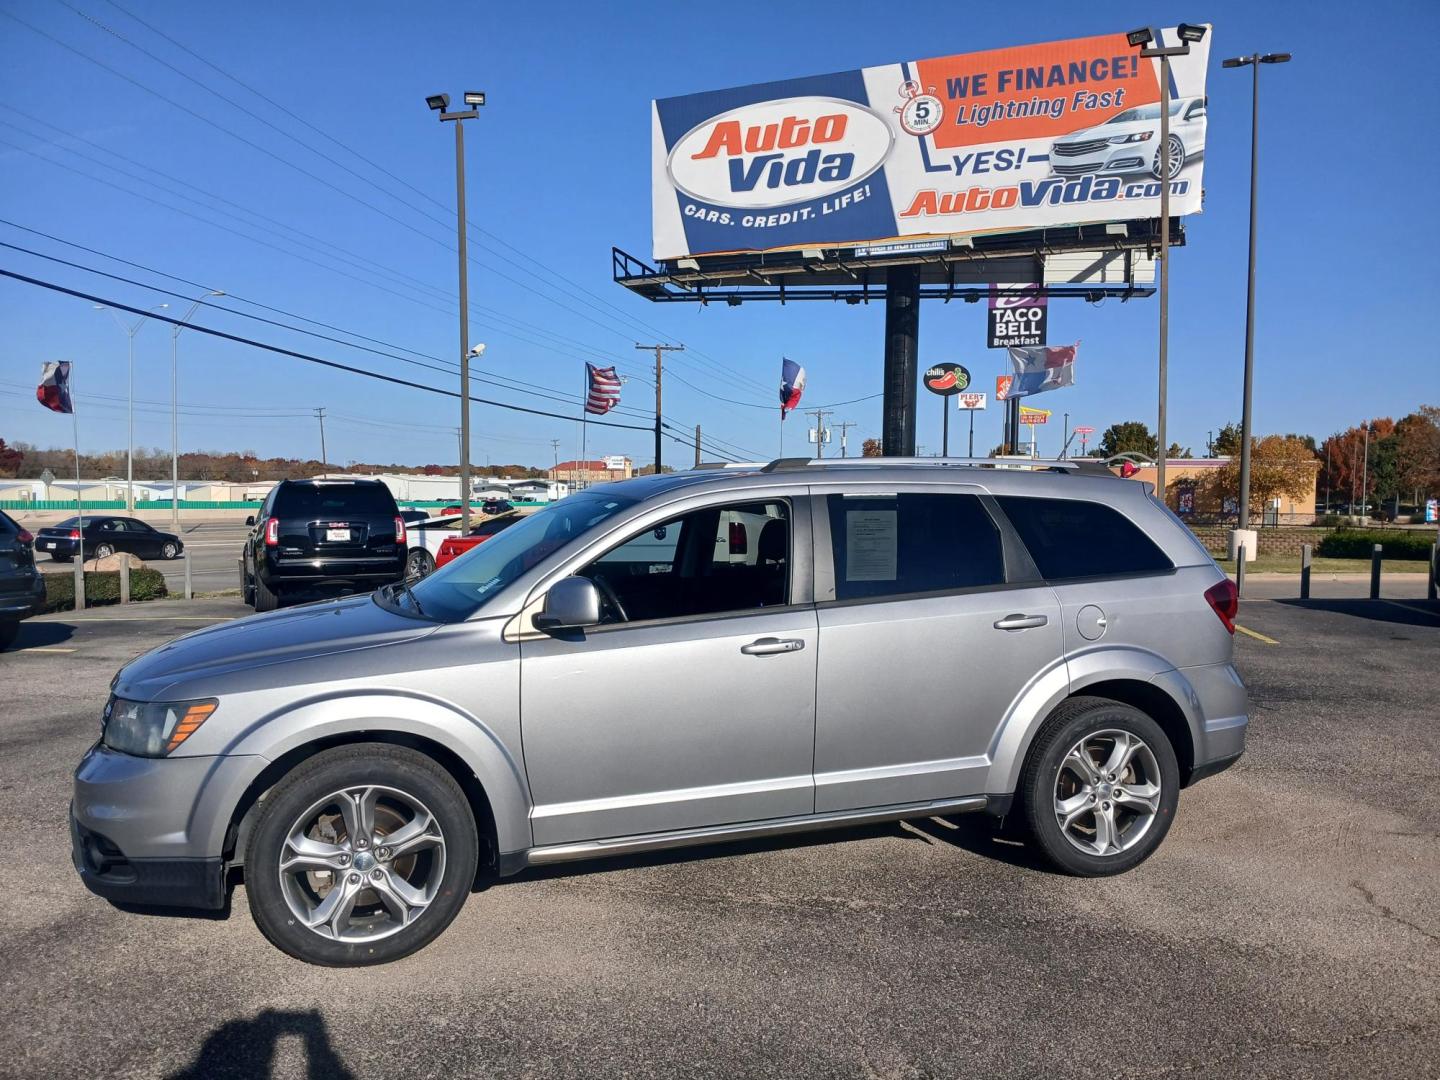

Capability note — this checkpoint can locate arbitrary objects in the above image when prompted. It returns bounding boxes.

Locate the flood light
[1222,56,1248,68]
[463,91,486,106]
[426,93,450,111]
[1177,23,1208,43]
[1126,27,1153,48]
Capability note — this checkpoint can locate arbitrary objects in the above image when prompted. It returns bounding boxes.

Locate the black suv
[0,510,45,649]
[240,479,406,611]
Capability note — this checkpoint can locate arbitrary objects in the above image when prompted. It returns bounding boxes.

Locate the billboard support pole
[882,267,920,456]
[968,408,975,457]
[1156,51,1172,501]
[941,396,949,458]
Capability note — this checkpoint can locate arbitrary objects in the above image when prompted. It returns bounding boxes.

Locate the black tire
[0,621,17,651]
[404,548,434,582]
[1018,696,1180,877]
[245,744,478,966]
[239,560,255,605]
[253,571,280,612]
[160,541,180,560]
[92,543,115,560]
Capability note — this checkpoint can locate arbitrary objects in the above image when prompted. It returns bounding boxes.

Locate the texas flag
[779,357,805,419]
[1005,344,1076,400]
[36,361,74,414]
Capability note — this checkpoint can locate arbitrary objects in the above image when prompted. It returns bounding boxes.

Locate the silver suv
[71,459,1248,966]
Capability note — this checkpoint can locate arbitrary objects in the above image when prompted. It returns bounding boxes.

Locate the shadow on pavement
[10,620,76,648]
[905,814,1062,874]
[167,1009,355,1080]
[1273,598,1440,628]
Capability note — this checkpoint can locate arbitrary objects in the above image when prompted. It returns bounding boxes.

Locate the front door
[811,488,1063,812]
[519,496,817,846]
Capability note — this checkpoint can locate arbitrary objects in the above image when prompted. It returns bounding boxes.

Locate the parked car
[402,514,464,581]
[239,478,406,611]
[34,515,183,563]
[434,514,523,568]
[398,509,431,527]
[480,499,514,516]
[0,510,45,649]
[74,458,1248,965]
[1050,96,1206,180]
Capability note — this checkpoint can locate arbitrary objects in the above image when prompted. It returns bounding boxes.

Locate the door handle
[741,637,805,655]
[993,614,1048,631]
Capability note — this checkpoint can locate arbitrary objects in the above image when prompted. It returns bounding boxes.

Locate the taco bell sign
[988,284,1047,349]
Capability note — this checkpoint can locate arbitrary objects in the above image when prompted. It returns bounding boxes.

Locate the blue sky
[2,0,1437,469]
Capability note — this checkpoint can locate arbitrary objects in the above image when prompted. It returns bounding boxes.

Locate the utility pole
[694,425,701,467]
[834,420,857,458]
[550,438,560,473]
[805,408,833,458]
[1360,422,1371,522]
[314,408,328,472]
[428,90,485,532]
[636,343,683,473]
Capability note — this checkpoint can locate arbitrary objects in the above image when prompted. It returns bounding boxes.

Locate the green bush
[1316,528,1436,561]
[42,568,169,612]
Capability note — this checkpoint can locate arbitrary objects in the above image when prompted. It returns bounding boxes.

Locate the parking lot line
[1234,624,1279,645]
[16,646,77,654]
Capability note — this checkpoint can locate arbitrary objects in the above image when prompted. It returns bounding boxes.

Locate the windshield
[402,492,636,621]
[1104,100,1185,123]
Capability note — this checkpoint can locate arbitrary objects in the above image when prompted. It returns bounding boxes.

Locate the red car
[434,514,522,568]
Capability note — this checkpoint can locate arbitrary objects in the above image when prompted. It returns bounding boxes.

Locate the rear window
[274,483,397,518]
[995,496,1172,581]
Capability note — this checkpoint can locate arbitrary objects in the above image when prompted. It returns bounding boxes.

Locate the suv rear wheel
[252,571,281,612]
[1019,697,1179,876]
[245,744,478,966]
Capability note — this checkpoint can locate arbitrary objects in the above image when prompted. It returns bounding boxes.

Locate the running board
[523,795,989,867]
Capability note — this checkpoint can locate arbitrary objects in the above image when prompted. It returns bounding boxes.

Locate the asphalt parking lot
[1,597,1436,1079]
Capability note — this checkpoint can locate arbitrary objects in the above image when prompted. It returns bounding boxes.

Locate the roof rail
[689,461,770,471]
[759,456,1107,474]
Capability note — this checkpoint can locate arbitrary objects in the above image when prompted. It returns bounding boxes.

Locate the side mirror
[245,515,256,527]
[533,576,601,632]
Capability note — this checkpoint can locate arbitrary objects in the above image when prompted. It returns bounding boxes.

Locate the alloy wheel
[278,784,447,942]
[1052,729,1162,857]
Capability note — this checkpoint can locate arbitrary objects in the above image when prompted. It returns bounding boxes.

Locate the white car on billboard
[1049,97,1206,181]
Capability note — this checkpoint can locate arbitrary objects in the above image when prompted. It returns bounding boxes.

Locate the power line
[0,267,657,432]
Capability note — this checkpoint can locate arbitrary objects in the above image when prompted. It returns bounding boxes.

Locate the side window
[825,493,1005,602]
[580,500,790,623]
[994,496,1173,581]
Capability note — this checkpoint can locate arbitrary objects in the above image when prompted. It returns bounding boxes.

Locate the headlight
[102,697,218,757]
[1109,132,1153,144]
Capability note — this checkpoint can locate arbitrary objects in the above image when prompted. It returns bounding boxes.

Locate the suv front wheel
[244,744,479,966]
[1019,697,1180,876]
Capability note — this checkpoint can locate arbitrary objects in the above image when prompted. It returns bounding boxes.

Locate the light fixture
[425,93,450,111]
[1260,53,1292,64]
[1126,27,1154,47]
[726,297,742,307]
[463,91,486,106]
[1222,56,1247,68]
[1177,23,1208,43]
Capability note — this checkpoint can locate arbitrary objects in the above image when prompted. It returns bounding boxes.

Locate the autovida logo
[667,97,892,210]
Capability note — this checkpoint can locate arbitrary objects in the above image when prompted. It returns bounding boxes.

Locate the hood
[114,593,438,701]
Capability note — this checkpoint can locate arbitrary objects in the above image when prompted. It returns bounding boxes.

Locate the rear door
[811,487,1063,812]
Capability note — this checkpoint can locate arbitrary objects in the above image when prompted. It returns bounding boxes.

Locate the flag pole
[71,366,85,611]
[579,365,588,490]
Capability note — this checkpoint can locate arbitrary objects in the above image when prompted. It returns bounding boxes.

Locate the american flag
[585,363,622,415]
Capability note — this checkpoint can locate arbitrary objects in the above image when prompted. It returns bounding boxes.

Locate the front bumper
[71,809,226,910]
[70,743,261,909]
[1048,148,1150,178]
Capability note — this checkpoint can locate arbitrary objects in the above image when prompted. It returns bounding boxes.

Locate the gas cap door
[1076,604,1108,641]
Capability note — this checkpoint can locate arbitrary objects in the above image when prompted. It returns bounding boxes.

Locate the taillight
[1204,578,1238,634]
[264,517,279,546]
[16,529,33,544]
[728,521,747,554]
[394,515,406,545]
[69,529,81,539]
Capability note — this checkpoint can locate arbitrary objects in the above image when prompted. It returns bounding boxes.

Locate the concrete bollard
[1235,543,1246,599]
[1300,543,1312,600]
[73,555,84,612]
[1370,543,1382,600]
[184,548,193,600]
[119,559,130,604]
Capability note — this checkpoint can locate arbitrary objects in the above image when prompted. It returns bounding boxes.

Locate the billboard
[988,284,1047,348]
[652,27,1210,260]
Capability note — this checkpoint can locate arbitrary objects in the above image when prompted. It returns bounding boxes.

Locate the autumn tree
[1194,435,1318,520]
[1393,407,1440,502]
[1320,418,1396,508]
[861,438,883,458]
[0,438,23,478]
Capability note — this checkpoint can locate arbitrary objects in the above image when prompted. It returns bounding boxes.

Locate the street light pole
[170,291,224,531]
[96,304,168,512]
[1132,23,1208,503]
[1224,50,1292,534]
[429,91,485,533]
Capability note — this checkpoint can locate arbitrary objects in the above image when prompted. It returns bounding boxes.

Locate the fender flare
[209,690,532,857]
[984,645,1197,795]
